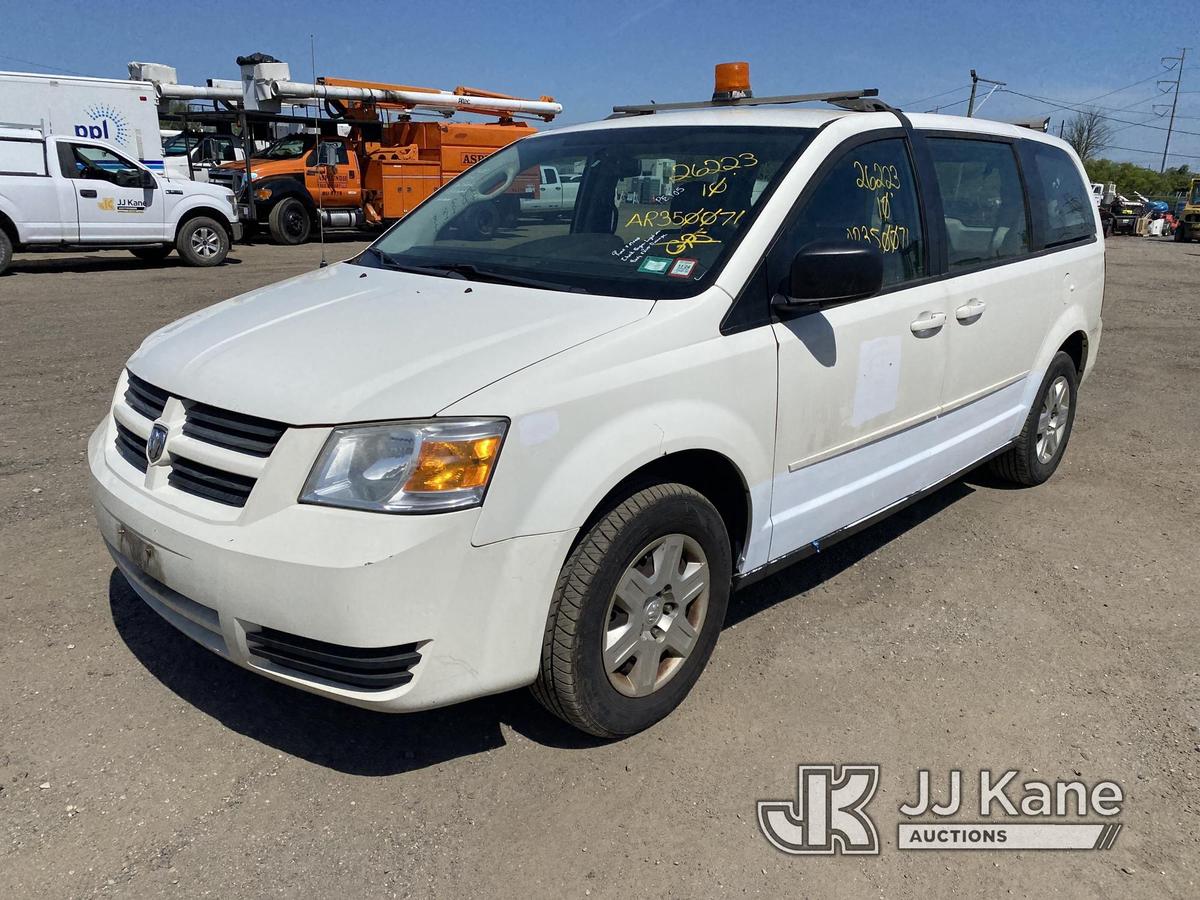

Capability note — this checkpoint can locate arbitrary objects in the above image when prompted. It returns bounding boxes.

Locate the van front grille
[246,628,423,690]
[115,370,290,509]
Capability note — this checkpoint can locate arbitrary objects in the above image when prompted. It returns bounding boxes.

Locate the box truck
[0,70,165,172]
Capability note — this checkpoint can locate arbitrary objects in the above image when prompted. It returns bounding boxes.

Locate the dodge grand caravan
[88,69,1103,737]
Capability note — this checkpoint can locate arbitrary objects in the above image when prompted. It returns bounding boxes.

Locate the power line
[1003,87,1200,137]
[898,84,972,108]
[1079,67,1178,104]
[1104,143,1200,161]
[0,53,88,77]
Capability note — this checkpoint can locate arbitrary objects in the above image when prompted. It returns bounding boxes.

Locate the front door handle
[910,311,947,336]
[79,189,97,198]
[955,298,987,323]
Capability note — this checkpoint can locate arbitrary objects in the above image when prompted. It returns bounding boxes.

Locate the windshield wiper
[358,250,585,293]
[424,262,586,293]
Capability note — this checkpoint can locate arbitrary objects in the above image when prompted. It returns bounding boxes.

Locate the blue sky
[3,0,1198,167]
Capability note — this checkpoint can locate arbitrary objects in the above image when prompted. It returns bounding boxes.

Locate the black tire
[0,228,11,276]
[990,351,1079,486]
[175,217,230,267]
[268,197,312,245]
[461,204,497,240]
[129,245,172,262]
[1176,224,1190,243]
[531,483,732,738]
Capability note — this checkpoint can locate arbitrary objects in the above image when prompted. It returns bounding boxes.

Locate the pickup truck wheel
[1176,224,1190,243]
[531,483,732,738]
[129,245,172,262]
[989,351,1078,486]
[0,229,11,275]
[269,198,312,245]
[461,205,497,240]
[176,217,230,267]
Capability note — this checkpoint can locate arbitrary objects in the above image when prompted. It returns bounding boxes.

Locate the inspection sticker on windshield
[668,258,699,278]
[637,256,671,275]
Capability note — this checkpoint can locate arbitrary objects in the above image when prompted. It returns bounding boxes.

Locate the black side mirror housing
[141,169,157,189]
[772,240,885,316]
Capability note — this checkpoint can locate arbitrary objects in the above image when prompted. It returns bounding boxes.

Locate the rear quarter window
[1027,144,1095,247]
[0,138,46,176]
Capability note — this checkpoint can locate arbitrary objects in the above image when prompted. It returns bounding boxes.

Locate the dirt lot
[1,236,1197,898]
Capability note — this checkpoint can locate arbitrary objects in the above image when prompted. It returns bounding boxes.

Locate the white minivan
[88,79,1103,737]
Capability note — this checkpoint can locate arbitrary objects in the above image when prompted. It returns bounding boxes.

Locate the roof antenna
[311,33,327,269]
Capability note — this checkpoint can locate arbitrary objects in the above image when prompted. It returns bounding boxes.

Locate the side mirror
[772,241,884,316]
[317,143,340,168]
[141,169,157,189]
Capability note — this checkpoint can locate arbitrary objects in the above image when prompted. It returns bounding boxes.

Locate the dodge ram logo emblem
[146,424,168,465]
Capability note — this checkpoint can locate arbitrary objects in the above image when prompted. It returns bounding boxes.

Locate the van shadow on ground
[108,479,976,776]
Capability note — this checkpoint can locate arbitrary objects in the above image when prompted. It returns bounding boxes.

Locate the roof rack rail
[610,88,896,118]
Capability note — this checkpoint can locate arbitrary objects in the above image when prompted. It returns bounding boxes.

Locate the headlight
[254,186,273,201]
[249,171,261,181]
[300,418,507,513]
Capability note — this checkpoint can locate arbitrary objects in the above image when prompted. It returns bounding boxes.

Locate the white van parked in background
[88,70,1103,738]
[0,126,241,274]
[0,70,166,173]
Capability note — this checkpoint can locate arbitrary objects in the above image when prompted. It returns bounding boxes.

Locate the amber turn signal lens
[403,436,501,492]
[714,61,751,99]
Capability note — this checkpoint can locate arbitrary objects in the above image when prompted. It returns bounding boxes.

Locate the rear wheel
[175,217,230,267]
[129,245,172,262]
[460,204,498,240]
[990,351,1078,486]
[269,197,312,245]
[0,228,11,275]
[1176,224,1190,243]
[531,483,732,738]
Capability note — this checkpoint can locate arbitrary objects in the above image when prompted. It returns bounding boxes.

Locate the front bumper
[88,412,575,713]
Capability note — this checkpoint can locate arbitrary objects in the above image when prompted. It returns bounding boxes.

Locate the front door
[769,134,950,559]
[61,142,165,242]
[305,141,359,208]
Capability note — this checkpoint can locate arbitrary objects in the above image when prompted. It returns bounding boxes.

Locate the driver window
[781,137,926,288]
[68,144,141,186]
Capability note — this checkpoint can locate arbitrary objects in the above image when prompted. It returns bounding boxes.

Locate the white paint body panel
[87,107,1105,712]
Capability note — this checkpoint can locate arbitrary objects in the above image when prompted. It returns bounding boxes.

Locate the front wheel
[176,217,230,267]
[990,351,1078,486]
[0,228,11,275]
[268,197,312,245]
[531,483,732,738]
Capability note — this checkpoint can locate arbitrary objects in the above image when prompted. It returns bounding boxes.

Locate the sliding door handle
[910,311,947,336]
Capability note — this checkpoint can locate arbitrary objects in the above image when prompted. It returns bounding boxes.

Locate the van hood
[127,261,652,425]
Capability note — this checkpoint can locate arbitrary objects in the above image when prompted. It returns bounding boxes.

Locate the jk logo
[758,764,881,855]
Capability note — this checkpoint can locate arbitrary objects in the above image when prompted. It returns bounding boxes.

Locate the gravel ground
[0,235,1197,898]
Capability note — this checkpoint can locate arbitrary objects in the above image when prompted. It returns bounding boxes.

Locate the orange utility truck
[211,73,560,244]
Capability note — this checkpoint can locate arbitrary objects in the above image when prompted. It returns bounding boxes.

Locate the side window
[0,138,46,176]
[68,144,142,186]
[543,166,559,185]
[928,138,1029,270]
[780,137,926,288]
[1027,143,1095,247]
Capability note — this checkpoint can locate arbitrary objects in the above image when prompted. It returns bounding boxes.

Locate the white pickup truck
[0,126,241,275]
[519,165,580,218]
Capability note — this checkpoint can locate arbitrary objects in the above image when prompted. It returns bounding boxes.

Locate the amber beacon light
[713,61,752,101]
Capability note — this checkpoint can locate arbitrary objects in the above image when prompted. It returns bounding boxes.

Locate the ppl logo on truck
[75,105,130,146]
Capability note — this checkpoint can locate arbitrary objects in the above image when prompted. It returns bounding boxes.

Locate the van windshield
[357,125,814,298]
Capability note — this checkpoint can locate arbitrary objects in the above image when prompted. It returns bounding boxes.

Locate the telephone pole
[1160,48,1188,173]
[966,69,1006,117]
